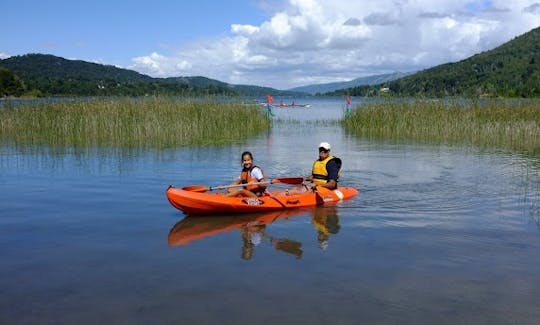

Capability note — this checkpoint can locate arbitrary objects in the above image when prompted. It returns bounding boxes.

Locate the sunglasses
[318,148,329,153]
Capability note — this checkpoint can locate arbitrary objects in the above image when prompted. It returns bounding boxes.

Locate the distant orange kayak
[166,185,359,215]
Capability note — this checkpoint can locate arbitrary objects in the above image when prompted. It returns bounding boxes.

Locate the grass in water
[0,98,271,148]
[342,100,540,154]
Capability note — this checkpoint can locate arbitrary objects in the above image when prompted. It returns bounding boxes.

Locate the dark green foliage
[0,54,302,97]
[330,26,540,98]
[0,67,26,97]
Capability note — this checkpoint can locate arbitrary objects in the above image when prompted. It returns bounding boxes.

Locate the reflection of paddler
[240,221,303,260]
[241,223,266,260]
[311,206,340,250]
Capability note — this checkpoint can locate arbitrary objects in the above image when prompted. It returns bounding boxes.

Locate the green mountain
[5,23,539,100]
[330,26,540,98]
[0,54,301,97]
[289,72,411,95]
[1,53,152,82]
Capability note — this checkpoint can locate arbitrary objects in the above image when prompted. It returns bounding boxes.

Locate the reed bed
[0,98,271,148]
[342,100,540,154]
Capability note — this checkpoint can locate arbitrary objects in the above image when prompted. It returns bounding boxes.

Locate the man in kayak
[226,151,267,198]
[305,142,342,190]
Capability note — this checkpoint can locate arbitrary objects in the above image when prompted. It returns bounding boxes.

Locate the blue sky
[2,0,540,89]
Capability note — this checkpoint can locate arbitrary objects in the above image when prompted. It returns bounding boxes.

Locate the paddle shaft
[210,181,268,191]
[182,177,305,193]
[211,177,304,190]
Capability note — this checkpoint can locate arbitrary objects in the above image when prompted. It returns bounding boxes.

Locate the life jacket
[311,156,342,185]
[240,165,265,193]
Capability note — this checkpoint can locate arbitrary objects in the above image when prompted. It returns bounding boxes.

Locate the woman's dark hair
[240,151,254,165]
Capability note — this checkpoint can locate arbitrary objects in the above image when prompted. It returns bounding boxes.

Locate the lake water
[1,98,540,324]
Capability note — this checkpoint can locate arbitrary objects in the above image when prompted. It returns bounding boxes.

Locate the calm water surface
[1,98,540,324]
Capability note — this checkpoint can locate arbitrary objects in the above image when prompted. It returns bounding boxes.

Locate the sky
[2,0,540,90]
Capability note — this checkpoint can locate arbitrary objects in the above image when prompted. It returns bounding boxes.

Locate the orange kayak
[166,185,359,215]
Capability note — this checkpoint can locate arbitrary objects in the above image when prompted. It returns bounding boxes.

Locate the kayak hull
[166,185,359,215]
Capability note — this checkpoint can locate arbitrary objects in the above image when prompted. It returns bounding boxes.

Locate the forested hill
[2,54,152,82]
[0,54,300,97]
[330,26,540,98]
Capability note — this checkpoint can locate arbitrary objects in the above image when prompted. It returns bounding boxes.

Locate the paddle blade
[182,185,209,192]
[272,177,305,185]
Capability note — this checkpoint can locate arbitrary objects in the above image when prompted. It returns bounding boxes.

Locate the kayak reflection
[168,206,341,259]
[168,209,307,259]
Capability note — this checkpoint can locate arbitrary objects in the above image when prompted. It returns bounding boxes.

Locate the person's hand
[246,182,259,192]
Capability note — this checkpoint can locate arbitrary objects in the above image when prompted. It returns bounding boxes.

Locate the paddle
[183,177,305,193]
[270,177,305,185]
[312,185,337,204]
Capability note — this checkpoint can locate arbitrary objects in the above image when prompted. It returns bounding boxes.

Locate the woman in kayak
[226,151,267,198]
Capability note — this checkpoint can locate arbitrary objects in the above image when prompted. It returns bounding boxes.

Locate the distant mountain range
[288,72,412,94]
[1,25,539,98]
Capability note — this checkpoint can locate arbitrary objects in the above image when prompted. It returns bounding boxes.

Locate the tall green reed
[342,100,540,154]
[0,98,271,148]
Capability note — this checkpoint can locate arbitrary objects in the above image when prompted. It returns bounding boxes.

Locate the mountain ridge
[289,72,412,94]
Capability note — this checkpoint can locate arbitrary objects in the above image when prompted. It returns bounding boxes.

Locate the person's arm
[318,160,339,190]
[305,161,315,182]
[319,179,337,190]
[247,167,267,191]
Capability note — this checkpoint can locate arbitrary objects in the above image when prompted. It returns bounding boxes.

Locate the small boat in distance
[275,100,311,108]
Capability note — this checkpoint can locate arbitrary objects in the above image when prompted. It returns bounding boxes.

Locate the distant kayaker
[305,142,342,190]
[226,151,267,198]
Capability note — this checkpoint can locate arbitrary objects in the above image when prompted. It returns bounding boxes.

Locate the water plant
[342,99,540,154]
[0,98,271,148]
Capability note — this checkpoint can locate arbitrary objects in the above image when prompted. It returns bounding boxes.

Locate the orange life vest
[240,165,265,193]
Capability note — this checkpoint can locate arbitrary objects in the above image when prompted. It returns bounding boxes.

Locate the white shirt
[250,166,264,180]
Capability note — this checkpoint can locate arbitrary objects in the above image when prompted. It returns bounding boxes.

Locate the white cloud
[231,24,259,36]
[128,0,540,89]
[130,52,192,77]
[0,52,11,60]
